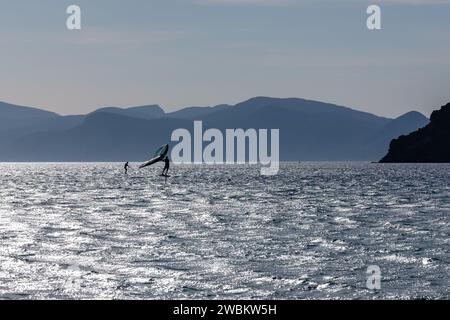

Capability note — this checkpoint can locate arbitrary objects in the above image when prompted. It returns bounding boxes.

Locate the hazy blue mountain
[0,97,429,161]
[92,105,165,120]
[360,111,430,160]
[0,103,163,151]
[196,97,392,160]
[225,97,389,126]
[0,101,59,131]
[0,115,84,151]
[382,111,429,135]
[2,112,189,161]
[166,104,230,119]
[0,101,58,118]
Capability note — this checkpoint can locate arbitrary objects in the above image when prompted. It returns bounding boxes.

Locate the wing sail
[139,144,169,169]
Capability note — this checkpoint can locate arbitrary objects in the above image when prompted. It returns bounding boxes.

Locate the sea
[0,163,449,299]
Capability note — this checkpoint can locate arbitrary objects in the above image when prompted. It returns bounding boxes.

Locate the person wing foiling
[139,144,170,175]
[162,156,170,176]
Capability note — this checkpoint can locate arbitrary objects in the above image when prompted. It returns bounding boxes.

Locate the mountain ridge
[0,97,430,162]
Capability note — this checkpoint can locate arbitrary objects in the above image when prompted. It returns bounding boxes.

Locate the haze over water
[0,163,448,299]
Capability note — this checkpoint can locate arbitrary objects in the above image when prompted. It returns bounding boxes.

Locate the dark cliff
[381,103,450,163]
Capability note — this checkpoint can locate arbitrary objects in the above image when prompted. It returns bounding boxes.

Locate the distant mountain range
[381,103,450,163]
[0,97,430,162]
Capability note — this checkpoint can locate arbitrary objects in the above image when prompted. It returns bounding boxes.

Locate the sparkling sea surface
[0,163,449,300]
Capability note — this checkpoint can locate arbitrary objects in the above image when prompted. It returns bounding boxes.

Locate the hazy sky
[1,0,449,117]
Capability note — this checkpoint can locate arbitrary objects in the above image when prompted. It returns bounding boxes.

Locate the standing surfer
[124,162,130,174]
[162,157,170,176]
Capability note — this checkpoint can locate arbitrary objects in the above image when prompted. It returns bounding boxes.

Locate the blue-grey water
[0,163,449,300]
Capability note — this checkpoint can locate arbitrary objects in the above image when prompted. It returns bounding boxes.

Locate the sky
[0,0,449,117]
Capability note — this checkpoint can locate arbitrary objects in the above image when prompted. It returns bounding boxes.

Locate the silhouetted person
[162,157,170,176]
[124,162,130,174]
